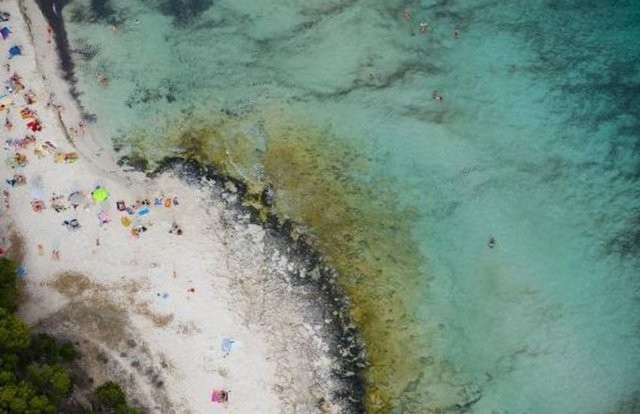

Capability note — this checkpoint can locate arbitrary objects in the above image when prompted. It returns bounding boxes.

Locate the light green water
[60,0,640,412]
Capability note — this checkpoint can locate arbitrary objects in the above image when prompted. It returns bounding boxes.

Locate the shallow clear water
[60,0,640,412]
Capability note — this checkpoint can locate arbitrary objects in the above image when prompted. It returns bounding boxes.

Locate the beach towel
[221,338,235,353]
[31,199,45,212]
[26,120,42,131]
[64,152,78,163]
[0,95,12,110]
[30,181,44,199]
[98,211,110,224]
[138,207,149,216]
[211,390,228,403]
[13,152,27,167]
[20,108,35,119]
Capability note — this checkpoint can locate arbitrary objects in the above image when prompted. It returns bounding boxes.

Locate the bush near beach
[0,258,137,413]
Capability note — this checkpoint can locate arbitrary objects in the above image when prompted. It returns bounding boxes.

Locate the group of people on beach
[0,11,187,260]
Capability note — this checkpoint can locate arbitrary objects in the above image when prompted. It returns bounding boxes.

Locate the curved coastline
[152,157,368,412]
[30,1,437,410]
[19,1,640,413]
[26,0,367,412]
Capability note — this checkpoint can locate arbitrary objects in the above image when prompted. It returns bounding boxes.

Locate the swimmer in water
[97,73,109,87]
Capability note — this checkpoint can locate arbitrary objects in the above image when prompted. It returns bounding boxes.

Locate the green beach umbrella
[92,186,109,202]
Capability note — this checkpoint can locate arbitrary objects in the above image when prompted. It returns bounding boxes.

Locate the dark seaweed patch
[67,0,126,26]
[90,0,116,21]
[154,0,214,26]
[605,211,640,258]
[71,40,100,62]
[125,79,179,108]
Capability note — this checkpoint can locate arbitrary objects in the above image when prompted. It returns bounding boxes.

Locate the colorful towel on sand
[211,390,228,403]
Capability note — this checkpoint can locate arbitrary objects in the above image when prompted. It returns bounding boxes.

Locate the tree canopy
[0,258,137,413]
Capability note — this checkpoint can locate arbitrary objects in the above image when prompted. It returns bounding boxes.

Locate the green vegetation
[0,258,138,413]
[0,258,18,312]
[95,381,138,413]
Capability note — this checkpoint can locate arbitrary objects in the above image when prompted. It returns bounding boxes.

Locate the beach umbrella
[91,186,109,202]
[68,191,85,207]
[8,45,20,57]
[0,27,11,40]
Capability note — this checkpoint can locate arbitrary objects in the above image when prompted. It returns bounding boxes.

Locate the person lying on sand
[169,222,183,236]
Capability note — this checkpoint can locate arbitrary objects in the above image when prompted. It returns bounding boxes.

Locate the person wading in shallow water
[97,73,109,87]
[488,236,496,249]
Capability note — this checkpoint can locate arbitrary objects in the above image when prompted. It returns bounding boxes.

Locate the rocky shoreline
[151,157,367,412]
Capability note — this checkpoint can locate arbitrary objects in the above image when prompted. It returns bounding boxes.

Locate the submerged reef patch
[66,0,127,26]
[146,0,215,26]
[605,210,640,259]
[117,107,479,412]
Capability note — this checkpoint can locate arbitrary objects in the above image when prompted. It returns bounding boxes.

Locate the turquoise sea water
[58,0,639,412]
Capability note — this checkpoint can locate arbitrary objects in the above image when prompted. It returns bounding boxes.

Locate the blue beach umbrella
[0,27,11,40]
[8,45,20,58]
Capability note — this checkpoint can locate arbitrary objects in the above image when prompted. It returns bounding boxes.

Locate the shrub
[0,258,18,311]
[95,381,126,408]
[58,341,77,362]
[0,309,30,351]
[116,405,139,414]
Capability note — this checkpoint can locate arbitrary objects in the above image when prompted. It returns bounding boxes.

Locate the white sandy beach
[0,1,348,412]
